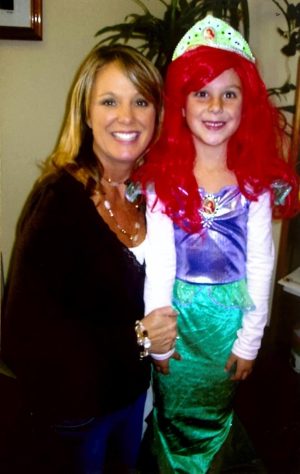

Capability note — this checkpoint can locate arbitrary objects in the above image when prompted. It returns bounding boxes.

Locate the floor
[0,328,299,473]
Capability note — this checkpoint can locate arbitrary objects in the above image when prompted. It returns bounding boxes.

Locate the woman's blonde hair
[42,44,163,191]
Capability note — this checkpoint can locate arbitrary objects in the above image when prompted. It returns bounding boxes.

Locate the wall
[249,0,299,315]
[0,0,164,274]
[0,0,299,282]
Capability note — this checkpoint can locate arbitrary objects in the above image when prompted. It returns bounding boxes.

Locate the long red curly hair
[136,46,299,232]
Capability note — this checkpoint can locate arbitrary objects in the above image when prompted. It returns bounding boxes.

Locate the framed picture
[0,0,42,40]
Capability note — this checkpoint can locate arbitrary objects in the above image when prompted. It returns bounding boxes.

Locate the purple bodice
[175,186,250,284]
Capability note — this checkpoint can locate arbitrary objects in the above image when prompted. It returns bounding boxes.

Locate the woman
[1,44,177,473]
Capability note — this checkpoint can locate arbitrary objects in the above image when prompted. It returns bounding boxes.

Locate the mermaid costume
[152,185,255,473]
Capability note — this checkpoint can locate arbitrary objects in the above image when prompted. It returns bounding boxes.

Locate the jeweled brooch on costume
[199,194,220,226]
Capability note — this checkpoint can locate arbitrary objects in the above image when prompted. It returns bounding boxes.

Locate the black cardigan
[1,170,150,422]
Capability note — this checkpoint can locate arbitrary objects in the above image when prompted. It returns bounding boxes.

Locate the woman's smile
[111,131,140,142]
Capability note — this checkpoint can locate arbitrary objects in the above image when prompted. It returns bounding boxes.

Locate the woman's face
[184,68,243,151]
[87,61,156,170]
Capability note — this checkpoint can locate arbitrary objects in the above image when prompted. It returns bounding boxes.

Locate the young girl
[138,15,299,474]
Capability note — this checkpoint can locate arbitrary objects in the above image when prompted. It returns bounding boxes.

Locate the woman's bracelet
[135,320,151,359]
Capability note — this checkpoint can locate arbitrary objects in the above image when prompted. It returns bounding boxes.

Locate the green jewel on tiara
[172,15,255,63]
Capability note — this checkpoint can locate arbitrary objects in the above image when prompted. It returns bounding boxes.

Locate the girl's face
[87,61,156,170]
[184,68,243,152]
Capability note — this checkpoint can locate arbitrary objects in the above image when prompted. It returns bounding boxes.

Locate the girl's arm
[144,190,177,366]
[231,191,275,364]
[144,190,176,315]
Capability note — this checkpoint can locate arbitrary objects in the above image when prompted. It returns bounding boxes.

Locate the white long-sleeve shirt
[144,190,274,361]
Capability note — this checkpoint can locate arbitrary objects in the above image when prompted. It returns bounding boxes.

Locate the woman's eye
[101,98,116,106]
[136,98,149,107]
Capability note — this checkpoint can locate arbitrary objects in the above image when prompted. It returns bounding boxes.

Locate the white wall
[0,0,299,282]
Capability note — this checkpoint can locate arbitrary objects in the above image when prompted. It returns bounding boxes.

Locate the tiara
[172,15,255,63]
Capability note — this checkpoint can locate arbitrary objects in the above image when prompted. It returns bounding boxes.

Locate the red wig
[137,46,299,232]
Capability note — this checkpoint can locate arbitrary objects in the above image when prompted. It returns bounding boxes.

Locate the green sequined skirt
[152,278,254,474]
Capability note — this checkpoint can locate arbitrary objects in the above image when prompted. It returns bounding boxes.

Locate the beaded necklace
[94,178,142,243]
[102,176,129,187]
[102,198,140,243]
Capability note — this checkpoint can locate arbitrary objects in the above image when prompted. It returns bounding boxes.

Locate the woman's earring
[182,108,186,118]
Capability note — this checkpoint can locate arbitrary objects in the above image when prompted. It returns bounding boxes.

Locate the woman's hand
[141,306,178,355]
[225,353,255,381]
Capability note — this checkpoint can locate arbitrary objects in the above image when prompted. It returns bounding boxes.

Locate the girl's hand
[225,353,255,381]
[153,351,181,375]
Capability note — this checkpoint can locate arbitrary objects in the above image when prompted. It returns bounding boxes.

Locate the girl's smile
[203,120,226,130]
